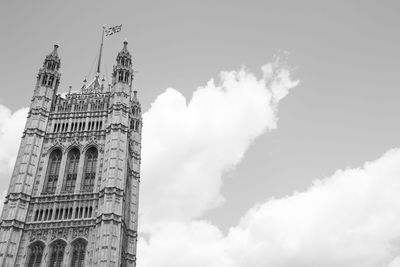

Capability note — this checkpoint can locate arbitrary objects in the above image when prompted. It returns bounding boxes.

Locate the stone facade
[0,41,142,266]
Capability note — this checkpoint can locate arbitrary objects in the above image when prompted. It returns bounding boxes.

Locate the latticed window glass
[45,149,62,193]
[82,147,97,191]
[49,241,65,267]
[71,240,87,267]
[64,149,80,192]
[27,242,44,267]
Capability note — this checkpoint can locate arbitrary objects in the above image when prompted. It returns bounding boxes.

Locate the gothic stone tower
[0,41,142,267]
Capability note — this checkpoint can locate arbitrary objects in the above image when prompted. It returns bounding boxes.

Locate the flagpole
[97,25,106,75]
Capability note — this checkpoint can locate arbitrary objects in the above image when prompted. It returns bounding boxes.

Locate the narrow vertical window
[49,241,66,267]
[34,210,39,221]
[48,75,54,86]
[135,121,140,132]
[71,239,87,267]
[59,209,64,220]
[27,242,44,267]
[82,147,98,192]
[64,148,80,192]
[42,74,47,85]
[44,149,62,194]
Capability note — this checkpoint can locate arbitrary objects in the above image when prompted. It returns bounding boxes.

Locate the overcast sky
[1,1,400,266]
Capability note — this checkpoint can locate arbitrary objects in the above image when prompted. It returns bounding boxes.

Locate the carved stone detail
[72,227,90,239]
[30,229,49,242]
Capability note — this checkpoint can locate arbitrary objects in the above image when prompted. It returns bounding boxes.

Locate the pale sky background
[1,3,400,265]
[1,0,400,229]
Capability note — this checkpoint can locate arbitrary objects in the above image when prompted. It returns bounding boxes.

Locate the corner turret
[36,43,61,91]
[112,40,133,86]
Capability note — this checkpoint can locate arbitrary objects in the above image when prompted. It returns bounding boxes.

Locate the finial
[49,42,60,57]
[123,39,128,49]
[83,77,87,83]
[53,42,59,53]
[68,86,72,94]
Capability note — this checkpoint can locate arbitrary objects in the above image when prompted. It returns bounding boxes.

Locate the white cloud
[0,105,27,212]
[140,58,299,230]
[138,148,400,267]
[0,105,28,196]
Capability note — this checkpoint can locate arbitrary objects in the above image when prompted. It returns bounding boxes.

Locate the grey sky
[1,0,400,232]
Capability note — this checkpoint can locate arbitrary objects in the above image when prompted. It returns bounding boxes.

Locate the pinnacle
[49,42,59,58]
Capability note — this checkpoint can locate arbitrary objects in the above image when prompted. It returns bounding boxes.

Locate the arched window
[44,149,62,193]
[71,239,87,267]
[135,121,140,132]
[49,240,66,267]
[27,242,44,267]
[48,75,54,86]
[64,148,80,192]
[42,74,47,86]
[82,147,98,192]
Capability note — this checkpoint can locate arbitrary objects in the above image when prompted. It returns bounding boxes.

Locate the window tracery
[82,147,97,192]
[44,149,62,193]
[27,242,44,267]
[64,148,80,192]
[49,240,66,267]
[71,239,87,267]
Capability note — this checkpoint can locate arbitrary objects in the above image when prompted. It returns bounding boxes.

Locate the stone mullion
[42,242,50,267]
[63,242,72,266]
[74,148,86,194]
[67,113,72,133]
[84,111,90,132]
[72,199,78,220]
[55,150,68,194]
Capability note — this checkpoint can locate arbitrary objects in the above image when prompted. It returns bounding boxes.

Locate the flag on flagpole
[105,25,122,36]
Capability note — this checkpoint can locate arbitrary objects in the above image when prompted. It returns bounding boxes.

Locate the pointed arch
[63,148,80,192]
[48,239,66,267]
[82,147,98,192]
[70,238,87,267]
[26,241,45,267]
[44,149,62,193]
